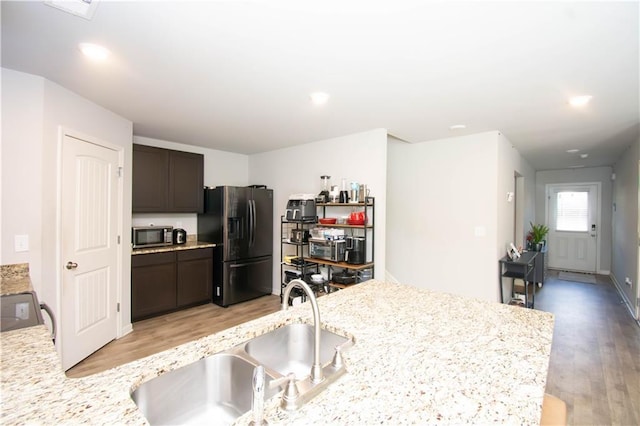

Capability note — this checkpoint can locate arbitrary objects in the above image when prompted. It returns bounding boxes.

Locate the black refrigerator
[197,186,273,307]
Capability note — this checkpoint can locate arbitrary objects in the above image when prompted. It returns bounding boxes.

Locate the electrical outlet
[625,277,632,286]
[15,302,29,320]
[14,235,29,252]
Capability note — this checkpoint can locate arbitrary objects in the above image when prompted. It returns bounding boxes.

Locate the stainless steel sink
[131,323,354,423]
[131,353,280,425]
[244,323,349,379]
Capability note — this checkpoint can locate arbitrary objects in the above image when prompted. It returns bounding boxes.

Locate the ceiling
[2,1,638,170]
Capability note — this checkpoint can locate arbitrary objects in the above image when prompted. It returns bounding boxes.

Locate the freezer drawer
[215,256,272,307]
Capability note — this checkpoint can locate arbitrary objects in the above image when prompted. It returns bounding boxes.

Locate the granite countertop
[131,240,216,255]
[0,280,554,425]
[0,263,33,295]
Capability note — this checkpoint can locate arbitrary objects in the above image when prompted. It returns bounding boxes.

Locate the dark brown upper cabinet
[133,144,204,213]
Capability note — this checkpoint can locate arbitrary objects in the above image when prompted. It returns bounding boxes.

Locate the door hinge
[117,167,123,178]
[117,302,120,313]
[117,235,121,244]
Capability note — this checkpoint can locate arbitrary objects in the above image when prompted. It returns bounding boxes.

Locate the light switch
[14,235,29,252]
[474,226,486,237]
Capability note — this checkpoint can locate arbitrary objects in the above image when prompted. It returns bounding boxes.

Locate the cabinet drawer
[132,251,176,267]
[177,247,213,262]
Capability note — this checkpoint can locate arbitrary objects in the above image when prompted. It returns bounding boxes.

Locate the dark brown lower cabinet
[177,248,213,307]
[132,248,213,322]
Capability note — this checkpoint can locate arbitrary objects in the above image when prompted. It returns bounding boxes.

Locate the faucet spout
[282,279,324,384]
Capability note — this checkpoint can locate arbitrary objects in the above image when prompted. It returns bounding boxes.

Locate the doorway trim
[55,126,125,355]
[545,182,602,273]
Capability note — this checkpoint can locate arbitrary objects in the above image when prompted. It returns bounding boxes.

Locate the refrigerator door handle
[251,199,257,246]
[247,200,253,247]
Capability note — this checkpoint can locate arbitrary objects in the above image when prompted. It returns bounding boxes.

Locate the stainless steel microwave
[132,226,173,248]
[309,238,346,262]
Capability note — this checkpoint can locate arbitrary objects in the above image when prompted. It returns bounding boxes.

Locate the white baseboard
[598,269,610,275]
[119,323,133,339]
[610,273,638,320]
[385,270,400,284]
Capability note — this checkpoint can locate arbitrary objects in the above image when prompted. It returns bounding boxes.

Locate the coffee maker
[345,236,366,264]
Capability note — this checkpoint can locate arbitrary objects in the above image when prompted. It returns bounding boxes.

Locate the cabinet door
[132,144,170,212]
[169,150,204,213]
[177,248,213,307]
[131,252,177,321]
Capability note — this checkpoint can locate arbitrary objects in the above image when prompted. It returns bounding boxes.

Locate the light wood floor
[66,274,640,426]
[537,270,640,426]
[66,295,282,378]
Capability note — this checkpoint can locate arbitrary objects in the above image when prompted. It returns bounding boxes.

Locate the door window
[555,191,588,232]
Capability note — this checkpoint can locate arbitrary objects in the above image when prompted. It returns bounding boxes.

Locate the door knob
[66,261,78,270]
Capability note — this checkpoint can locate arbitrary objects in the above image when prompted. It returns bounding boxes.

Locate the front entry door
[547,184,598,272]
[60,133,120,370]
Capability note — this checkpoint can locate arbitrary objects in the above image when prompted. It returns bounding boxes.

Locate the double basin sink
[131,323,352,425]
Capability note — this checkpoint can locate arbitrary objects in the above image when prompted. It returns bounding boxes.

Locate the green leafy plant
[528,222,549,244]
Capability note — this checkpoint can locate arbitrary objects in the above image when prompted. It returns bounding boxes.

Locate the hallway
[536,270,640,425]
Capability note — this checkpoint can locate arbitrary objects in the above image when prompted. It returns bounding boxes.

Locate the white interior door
[547,184,598,273]
[60,133,119,370]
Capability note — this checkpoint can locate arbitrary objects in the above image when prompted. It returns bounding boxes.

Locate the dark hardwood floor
[537,270,640,426]
[67,273,640,425]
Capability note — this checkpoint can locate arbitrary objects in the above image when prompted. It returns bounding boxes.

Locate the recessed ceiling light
[309,92,330,105]
[566,149,580,153]
[449,124,466,130]
[569,95,593,107]
[580,153,589,159]
[78,43,111,61]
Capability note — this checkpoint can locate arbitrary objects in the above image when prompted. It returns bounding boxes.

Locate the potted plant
[527,222,549,251]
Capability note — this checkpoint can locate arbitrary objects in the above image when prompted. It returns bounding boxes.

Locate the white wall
[387,131,501,302]
[1,68,134,339]
[535,166,613,273]
[1,69,44,275]
[611,138,639,315]
[496,132,536,301]
[249,129,388,296]
[132,136,250,235]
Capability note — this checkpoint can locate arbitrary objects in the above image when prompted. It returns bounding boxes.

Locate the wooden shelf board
[308,258,374,270]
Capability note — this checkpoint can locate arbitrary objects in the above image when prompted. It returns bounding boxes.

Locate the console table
[499,251,538,308]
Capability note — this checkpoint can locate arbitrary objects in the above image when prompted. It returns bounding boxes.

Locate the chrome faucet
[281,279,324,384]
[249,365,267,426]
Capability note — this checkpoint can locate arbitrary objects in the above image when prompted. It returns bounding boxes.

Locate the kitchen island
[1,280,554,425]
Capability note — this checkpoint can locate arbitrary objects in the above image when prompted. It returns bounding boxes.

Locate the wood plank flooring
[66,274,640,426]
[66,295,282,378]
[537,270,640,426]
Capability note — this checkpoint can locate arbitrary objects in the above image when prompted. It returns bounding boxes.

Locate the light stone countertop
[0,280,554,425]
[131,240,216,255]
[0,263,32,295]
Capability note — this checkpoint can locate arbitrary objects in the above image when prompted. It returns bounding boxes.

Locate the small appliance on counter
[285,194,316,222]
[316,175,331,203]
[290,228,309,243]
[172,228,187,245]
[309,238,346,262]
[132,226,173,249]
[345,236,366,264]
